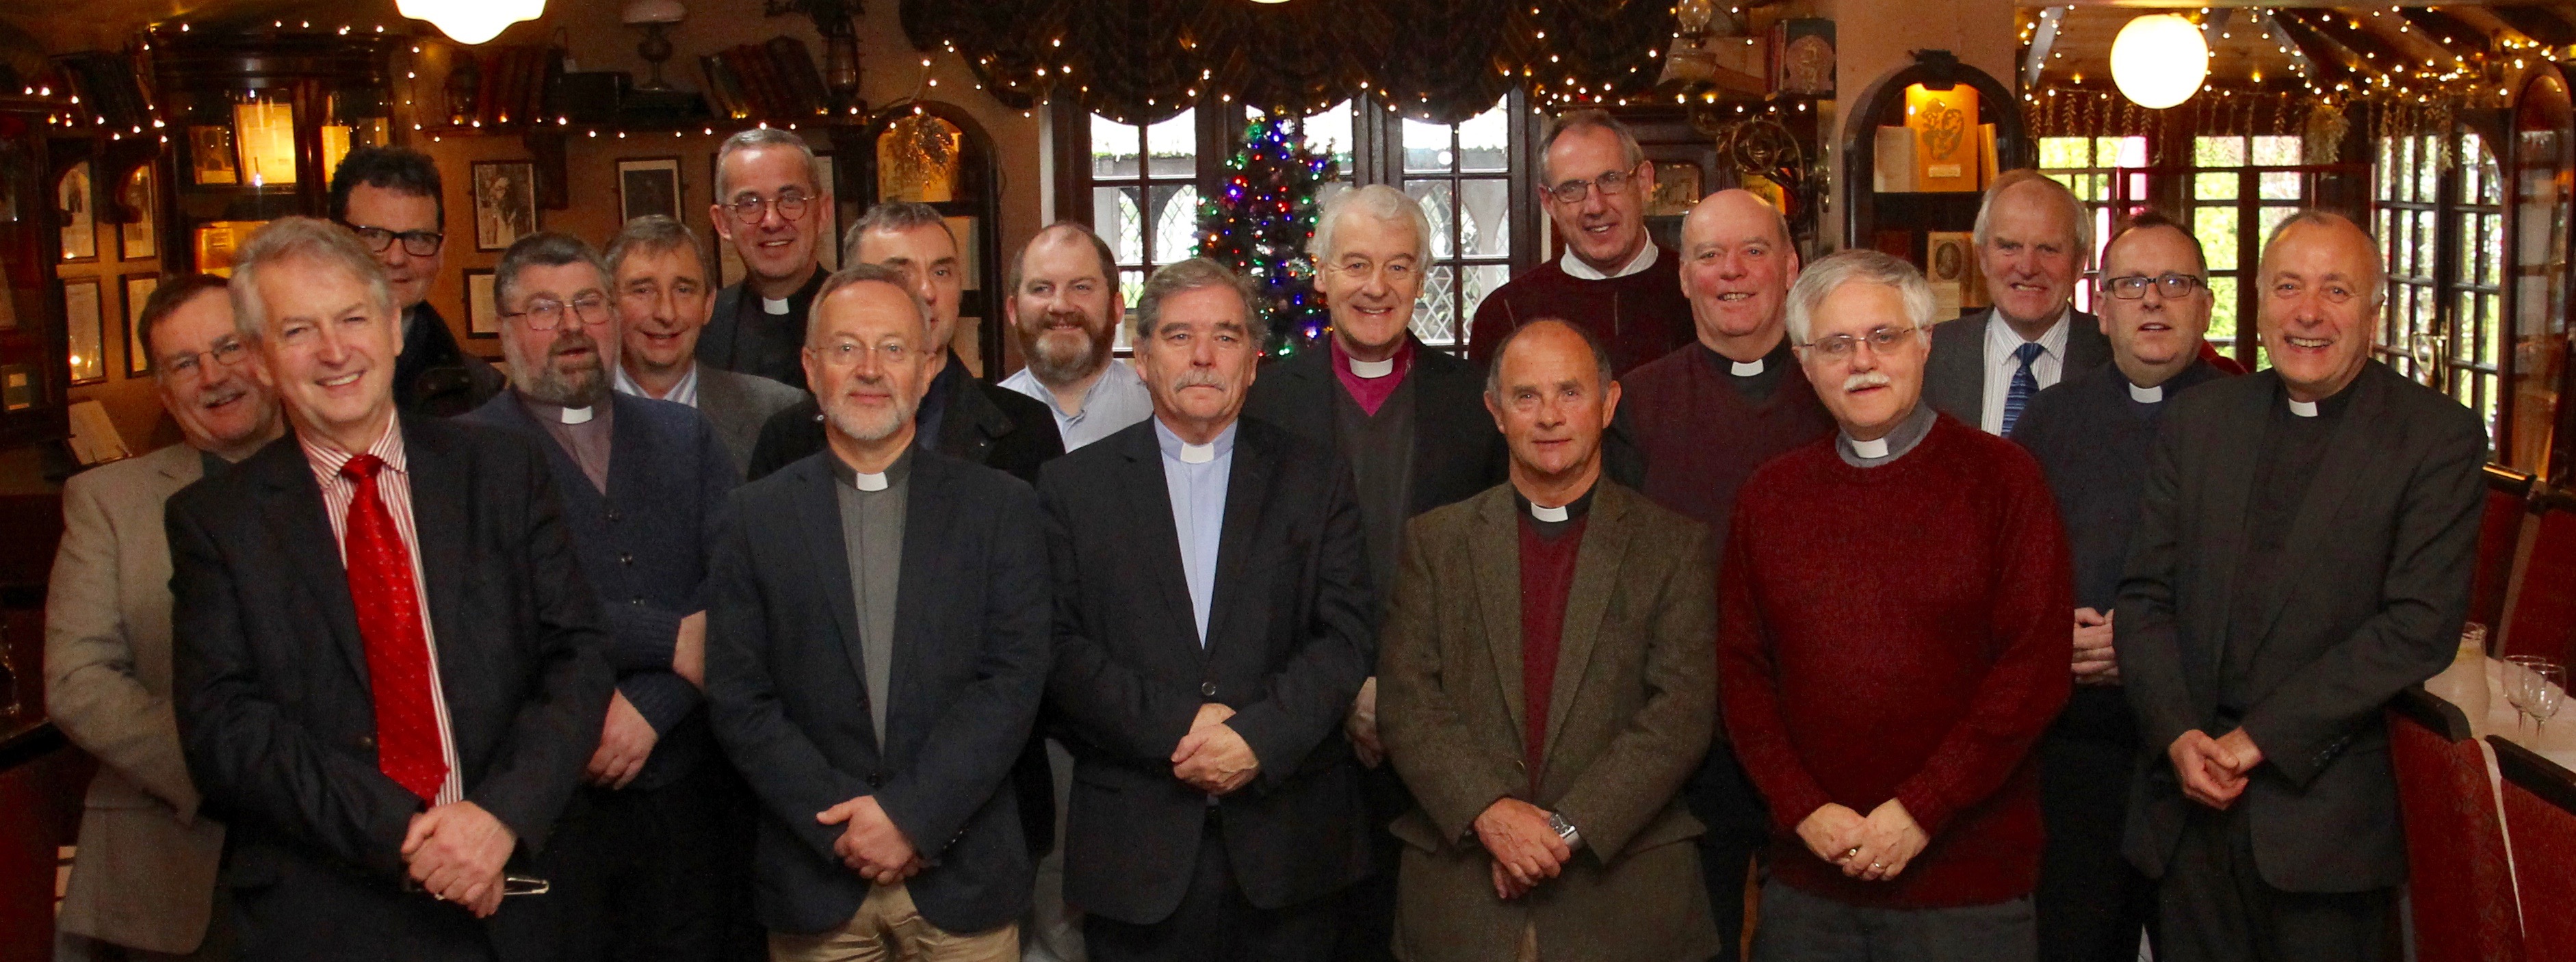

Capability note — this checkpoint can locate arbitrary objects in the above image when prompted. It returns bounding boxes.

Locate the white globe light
[2111,14,2209,110]
[398,0,546,45]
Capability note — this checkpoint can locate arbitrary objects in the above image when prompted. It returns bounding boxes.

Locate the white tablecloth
[2422,655,2576,771]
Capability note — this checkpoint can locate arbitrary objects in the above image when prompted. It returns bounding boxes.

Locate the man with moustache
[1376,320,1721,962]
[463,232,752,960]
[1924,170,2112,437]
[2119,211,2485,962]
[1466,111,1692,377]
[1721,250,2070,961]
[706,262,1051,959]
[168,218,611,960]
[330,147,504,419]
[746,203,1063,484]
[49,275,280,962]
[1617,188,1836,962]
[999,221,1154,451]
[608,215,809,474]
[1041,258,1374,961]
[2010,211,2227,962]
[1241,183,1506,961]
[700,129,833,391]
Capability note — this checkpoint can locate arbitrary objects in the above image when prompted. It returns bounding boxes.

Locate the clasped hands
[403,801,517,918]
[1173,702,1260,795]
[1475,797,1571,901]
[2168,727,2265,810]
[818,794,924,885]
[1795,798,1927,883]
[2073,608,2120,686]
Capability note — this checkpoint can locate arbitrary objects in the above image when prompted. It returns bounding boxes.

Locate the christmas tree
[1195,114,1338,356]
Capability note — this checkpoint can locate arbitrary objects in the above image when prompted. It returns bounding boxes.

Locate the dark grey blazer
[1240,337,1507,519]
[1923,307,2111,430]
[694,365,807,477]
[705,447,1052,936]
[2116,361,2486,892]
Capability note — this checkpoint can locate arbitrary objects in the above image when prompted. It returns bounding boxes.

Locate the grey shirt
[830,446,911,740]
[1835,402,1937,469]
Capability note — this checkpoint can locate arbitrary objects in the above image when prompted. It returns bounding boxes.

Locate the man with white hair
[1924,170,2113,436]
[1466,110,1692,377]
[1720,250,2071,960]
[1243,183,1505,960]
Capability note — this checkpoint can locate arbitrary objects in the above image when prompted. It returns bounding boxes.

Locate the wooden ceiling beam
[2393,7,2492,56]
[2022,6,2066,92]
[2263,12,2356,89]
[2487,5,2576,48]
[2281,10,2405,66]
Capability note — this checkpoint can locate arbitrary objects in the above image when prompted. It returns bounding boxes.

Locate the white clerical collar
[853,470,889,492]
[1731,357,1765,377]
[1530,502,1570,523]
[1349,355,1396,379]
[2129,381,2163,404]
[1848,434,1890,459]
[2288,398,2319,418]
[762,296,792,315]
[1559,240,1659,281]
[1179,442,1216,465]
[560,405,595,424]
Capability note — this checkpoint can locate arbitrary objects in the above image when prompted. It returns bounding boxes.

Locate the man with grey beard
[464,232,755,959]
[998,222,1153,452]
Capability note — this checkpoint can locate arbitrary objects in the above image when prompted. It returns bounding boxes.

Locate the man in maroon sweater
[1465,110,1692,377]
[1721,250,2072,961]
[1619,188,1834,962]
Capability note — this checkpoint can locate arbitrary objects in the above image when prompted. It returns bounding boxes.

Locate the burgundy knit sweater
[1466,250,1693,377]
[1622,342,1836,554]
[1719,414,2072,908]
[1519,515,1587,785]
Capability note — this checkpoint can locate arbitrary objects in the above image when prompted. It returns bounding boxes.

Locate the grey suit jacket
[1377,482,1720,962]
[1923,307,2111,430]
[2118,362,2486,892]
[44,443,226,954]
[694,364,807,478]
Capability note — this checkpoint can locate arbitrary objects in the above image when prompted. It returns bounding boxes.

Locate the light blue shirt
[1000,359,1156,451]
[1154,417,1236,645]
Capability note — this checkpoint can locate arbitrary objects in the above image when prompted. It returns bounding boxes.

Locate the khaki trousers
[767,883,1018,962]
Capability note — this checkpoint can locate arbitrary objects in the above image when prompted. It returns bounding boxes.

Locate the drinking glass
[2530,663,2566,733]
[2508,655,2553,731]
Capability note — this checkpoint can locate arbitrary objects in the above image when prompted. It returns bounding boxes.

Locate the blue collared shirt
[1154,417,1236,645]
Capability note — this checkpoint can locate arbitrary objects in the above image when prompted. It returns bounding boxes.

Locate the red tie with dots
[339,454,447,802]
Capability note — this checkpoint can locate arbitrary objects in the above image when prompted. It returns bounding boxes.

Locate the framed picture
[467,269,499,337]
[1647,162,1702,217]
[618,158,682,224]
[118,166,157,261]
[188,125,239,186]
[714,152,835,287]
[64,278,105,385]
[123,274,158,376]
[471,161,538,251]
[58,160,96,263]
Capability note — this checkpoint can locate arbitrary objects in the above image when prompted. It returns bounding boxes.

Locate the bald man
[1616,189,1834,961]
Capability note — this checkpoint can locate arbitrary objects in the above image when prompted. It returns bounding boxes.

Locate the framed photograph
[714,152,835,287]
[64,278,105,385]
[618,158,682,224]
[188,125,239,186]
[123,274,158,376]
[58,160,96,263]
[467,269,499,337]
[1647,162,1701,217]
[471,161,537,252]
[118,166,157,261]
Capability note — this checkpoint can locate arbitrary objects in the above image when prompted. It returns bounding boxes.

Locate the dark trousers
[1084,820,1340,962]
[534,761,764,962]
[1331,762,1408,962]
[2157,805,2394,962]
[1686,744,1768,962]
[2035,729,2157,962]
[1749,881,2036,962]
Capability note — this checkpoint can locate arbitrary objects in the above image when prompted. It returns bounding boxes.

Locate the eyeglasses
[1800,325,1921,359]
[161,338,253,379]
[1320,259,1417,285]
[2102,273,2207,300]
[503,294,612,330]
[810,340,915,368]
[1544,166,1641,205]
[2269,278,2363,304]
[723,191,812,225]
[346,224,445,257]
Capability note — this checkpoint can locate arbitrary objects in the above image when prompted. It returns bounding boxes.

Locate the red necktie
[339,454,447,803]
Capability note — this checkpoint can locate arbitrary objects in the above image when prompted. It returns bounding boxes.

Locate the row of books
[699,38,833,122]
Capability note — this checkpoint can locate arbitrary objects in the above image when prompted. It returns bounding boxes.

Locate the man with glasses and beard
[999,222,1154,451]
[700,129,833,391]
[464,233,752,959]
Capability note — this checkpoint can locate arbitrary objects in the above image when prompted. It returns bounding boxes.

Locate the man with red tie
[168,217,612,961]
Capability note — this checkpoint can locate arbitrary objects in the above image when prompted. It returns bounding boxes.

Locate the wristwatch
[1546,810,1583,850]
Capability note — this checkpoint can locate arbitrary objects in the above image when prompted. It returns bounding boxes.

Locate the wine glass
[2530,663,2566,735]
[2508,655,2553,732]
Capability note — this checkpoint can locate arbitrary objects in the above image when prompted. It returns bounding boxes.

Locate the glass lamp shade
[2110,14,2208,110]
[398,0,547,45]
[623,0,686,25]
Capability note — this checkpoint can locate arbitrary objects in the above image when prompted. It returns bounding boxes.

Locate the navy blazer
[705,446,1053,935]
[463,391,735,789]
[168,416,612,961]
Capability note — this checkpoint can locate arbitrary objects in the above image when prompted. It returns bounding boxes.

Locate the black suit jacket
[706,447,1052,935]
[395,303,506,420]
[1240,337,1507,519]
[699,270,824,393]
[2117,362,2486,892]
[168,417,614,961]
[746,355,1066,484]
[1039,417,1376,924]
[1923,307,2112,430]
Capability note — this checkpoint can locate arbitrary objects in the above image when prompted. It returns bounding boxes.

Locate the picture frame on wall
[64,278,105,385]
[472,161,538,252]
[119,166,157,261]
[619,158,682,224]
[467,269,499,337]
[188,126,239,186]
[715,153,834,287]
[124,274,158,376]
[59,160,96,263]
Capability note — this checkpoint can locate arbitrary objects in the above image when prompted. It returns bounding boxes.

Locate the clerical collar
[1154,417,1238,466]
[1349,355,1396,379]
[2287,398,2319,417]
[1560,241,1659,281]
[2128,381,2163,404]
[1837,404,1937,468]
[762,296,791,315]
[519,393,606,426]
[1513,483,1598,538]
[1731,357,1765,376]
[828,445,912,493]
